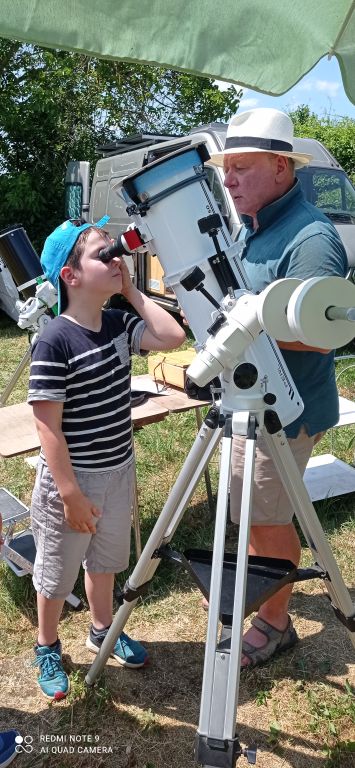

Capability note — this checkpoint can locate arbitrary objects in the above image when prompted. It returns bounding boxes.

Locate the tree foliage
[289,105,355,184]
[0,39,241,249]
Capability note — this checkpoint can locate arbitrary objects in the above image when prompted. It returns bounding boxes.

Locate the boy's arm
[120,259,186,351]
[32,401,101,534]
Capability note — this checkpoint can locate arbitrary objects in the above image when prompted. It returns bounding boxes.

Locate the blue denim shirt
[236,180,347,437]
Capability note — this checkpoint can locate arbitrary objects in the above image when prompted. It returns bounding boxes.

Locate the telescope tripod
[85,404,355,767]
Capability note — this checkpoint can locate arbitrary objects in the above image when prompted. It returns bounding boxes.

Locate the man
[209,108,347,668]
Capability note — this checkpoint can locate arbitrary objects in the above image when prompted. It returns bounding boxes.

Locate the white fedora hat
[209,108,312,169]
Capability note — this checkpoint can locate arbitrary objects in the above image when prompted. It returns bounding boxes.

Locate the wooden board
[0,376,208,457]
[0,402,39,457]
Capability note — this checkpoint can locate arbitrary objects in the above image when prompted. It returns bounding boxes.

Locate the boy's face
[65,229,123,298]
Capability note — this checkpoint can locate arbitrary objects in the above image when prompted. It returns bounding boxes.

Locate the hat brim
[207,147,313,170]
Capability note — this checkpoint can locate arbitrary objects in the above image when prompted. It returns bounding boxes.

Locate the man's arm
[32,401,101,534]
[277,225,347,354]
[120,258,186,351]
[277,340,330,354]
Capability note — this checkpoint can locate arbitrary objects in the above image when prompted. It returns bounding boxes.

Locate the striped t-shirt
[28,309,146,472]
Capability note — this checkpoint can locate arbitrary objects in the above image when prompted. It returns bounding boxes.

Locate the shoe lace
[32,651,63,679]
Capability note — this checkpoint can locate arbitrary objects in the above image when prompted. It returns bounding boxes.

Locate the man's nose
[223,169,235,188]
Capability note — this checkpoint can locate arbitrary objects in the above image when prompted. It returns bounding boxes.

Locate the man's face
[223,152,282,218]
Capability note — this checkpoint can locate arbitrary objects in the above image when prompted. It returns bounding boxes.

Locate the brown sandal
[241,615,298,668]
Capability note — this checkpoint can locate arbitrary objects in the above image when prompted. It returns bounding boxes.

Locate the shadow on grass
[2,598,352,768]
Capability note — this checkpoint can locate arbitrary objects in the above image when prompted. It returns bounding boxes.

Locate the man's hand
[63,491,101,534]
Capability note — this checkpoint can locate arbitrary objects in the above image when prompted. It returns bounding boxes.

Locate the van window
[205,166,230,221]
[297,168,355,223]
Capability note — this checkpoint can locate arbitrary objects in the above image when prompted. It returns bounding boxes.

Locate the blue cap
[41,215,110,313]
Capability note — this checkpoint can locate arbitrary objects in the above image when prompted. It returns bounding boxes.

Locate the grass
[0,310,354,768]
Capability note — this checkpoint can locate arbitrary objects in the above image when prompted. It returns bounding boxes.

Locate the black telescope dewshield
[0,224,43,299]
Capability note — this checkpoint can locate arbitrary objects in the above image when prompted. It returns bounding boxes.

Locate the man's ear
[60,264,80,288]
[275,154,291,183]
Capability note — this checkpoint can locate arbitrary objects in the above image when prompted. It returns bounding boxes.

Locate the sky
[217,56,355,120]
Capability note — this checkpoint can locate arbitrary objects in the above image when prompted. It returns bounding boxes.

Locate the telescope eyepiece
[98,227,145,262]
[98,242,121,263]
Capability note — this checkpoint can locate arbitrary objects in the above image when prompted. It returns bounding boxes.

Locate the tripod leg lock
[115,578,151,605]
[195,734,257,766]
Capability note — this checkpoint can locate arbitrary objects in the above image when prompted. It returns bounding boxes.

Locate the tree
[0,40,241,250]
[289,105,355,184]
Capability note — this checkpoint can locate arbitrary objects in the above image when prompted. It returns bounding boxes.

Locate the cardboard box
[148,348,196,389]
[146,255,175,298]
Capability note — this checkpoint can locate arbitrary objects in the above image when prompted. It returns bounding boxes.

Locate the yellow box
[146,255,175,298]
[148,348,196,389]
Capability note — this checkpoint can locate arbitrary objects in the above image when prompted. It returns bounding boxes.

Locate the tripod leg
[85,414,223,685]
[264,430,355,647]
[197,413,257,767]
[0,346,31,406]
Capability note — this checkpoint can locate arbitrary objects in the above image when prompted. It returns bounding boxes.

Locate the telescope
[0,224,58,405]
[0,224,43,300]
[0,224,57,332]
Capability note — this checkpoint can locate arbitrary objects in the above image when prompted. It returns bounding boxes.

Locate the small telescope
[0,223,43,300]
[0,223,57,331]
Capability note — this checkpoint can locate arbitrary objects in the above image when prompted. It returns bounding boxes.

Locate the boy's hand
[63,492,101,534]
[120,257,134,298]
[180,308,189,327]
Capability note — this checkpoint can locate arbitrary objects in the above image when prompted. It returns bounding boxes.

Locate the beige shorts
[31,459,134,599]
[230,428,323,526]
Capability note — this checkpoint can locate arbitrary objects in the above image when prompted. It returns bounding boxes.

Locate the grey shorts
[31,459,135,599]
[230,427,322,526]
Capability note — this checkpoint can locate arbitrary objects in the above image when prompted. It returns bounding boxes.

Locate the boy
[28,218,185,699]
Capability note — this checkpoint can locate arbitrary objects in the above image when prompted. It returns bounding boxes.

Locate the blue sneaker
[0,730,18,767]
[32,640,70,700]
[86,627,148,669]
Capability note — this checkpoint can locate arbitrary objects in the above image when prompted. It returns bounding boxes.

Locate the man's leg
[241,522,301,666]
[230,428,320,667]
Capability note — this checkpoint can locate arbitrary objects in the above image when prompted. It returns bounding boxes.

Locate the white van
[64,124,355,314]
[2,123,354,321]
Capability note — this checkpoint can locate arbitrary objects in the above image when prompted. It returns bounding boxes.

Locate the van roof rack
[96,133,180,156]
[189,121,228,134]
